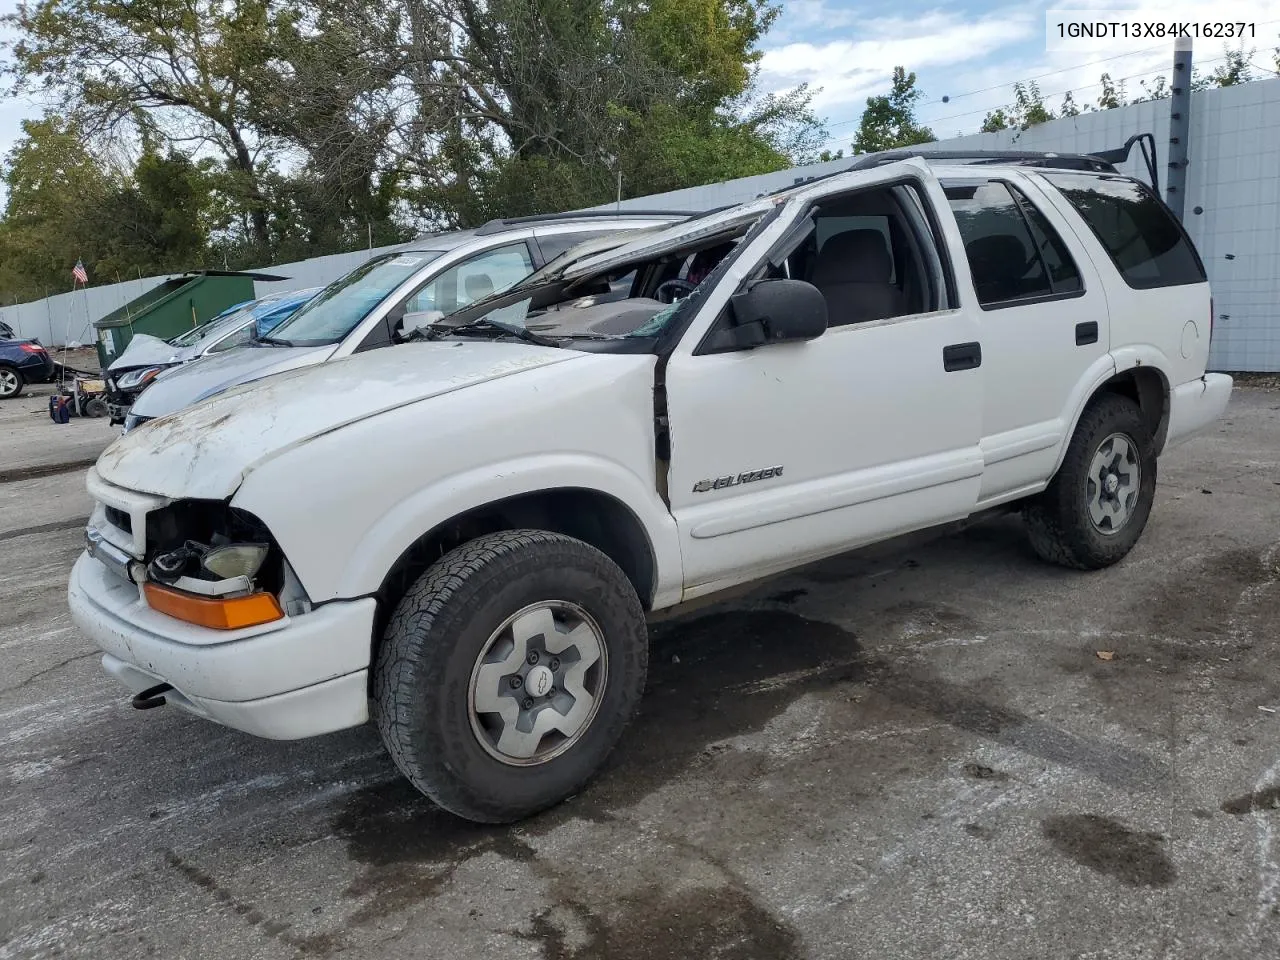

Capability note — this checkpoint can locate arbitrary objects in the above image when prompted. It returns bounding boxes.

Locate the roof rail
[849,148,1117,173]
[847,133,1160,193]
[474,208,699,235]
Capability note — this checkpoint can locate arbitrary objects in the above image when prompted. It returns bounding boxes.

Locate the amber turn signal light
[143,582,284,630]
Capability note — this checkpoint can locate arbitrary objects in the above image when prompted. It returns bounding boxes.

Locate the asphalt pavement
[2,387,1278,960]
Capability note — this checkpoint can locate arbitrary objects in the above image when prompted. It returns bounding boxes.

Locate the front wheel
[372,530,649,823]
[1023,393,1157,570]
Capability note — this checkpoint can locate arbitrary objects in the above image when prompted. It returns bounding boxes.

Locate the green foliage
[0,0,824,277]
[981,81,1054,133]
[851,68,935,154]
[1097,73,1127,110]
[1206,44,1253,86]
[980,109,1009,133]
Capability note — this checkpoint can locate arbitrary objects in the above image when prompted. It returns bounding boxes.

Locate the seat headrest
[965,234,1031,284]
[464,273,494,301]
[812,230,893,285]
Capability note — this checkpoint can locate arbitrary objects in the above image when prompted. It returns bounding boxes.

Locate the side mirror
[708,279,827,351]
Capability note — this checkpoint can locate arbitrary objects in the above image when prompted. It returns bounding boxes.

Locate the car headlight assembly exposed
[201,543,270,580]
[115,366,165,390]
[147,538,269,587]
[137,502,303,629]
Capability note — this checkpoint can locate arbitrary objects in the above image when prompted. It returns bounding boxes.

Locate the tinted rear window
[1044,173,1205,289]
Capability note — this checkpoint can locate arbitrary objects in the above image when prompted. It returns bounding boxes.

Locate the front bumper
[1165,373,1233,448]
[67,551,375,740]
[104,387,144,425]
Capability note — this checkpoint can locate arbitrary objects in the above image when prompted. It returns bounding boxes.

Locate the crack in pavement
[1,650,99,695]
[0,517,89,543]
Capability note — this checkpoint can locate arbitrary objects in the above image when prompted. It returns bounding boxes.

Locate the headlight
[201,543,269,580]
[116,366,165,390]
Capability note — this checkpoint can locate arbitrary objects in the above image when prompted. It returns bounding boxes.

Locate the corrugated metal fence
[0,244,404,348]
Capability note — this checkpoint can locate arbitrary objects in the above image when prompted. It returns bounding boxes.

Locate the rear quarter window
[1044,173,1206,289]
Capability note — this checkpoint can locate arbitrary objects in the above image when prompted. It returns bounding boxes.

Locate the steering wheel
[655,279,697,304]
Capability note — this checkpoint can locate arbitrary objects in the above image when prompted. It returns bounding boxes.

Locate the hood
[128,343,333,420]
[95,341,583,499]
[107,334,191,373]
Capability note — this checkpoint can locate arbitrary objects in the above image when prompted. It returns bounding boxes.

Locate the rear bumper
[67,551,374,740]
[20,353,56,383]
[1165,373,1233,448]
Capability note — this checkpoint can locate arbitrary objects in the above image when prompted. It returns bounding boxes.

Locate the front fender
[228,350,685,609]
[335,454,683,607]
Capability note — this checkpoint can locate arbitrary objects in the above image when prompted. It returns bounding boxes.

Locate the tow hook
[131,682,173,710]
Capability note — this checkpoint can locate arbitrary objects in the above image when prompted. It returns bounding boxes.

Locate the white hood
[106,333,189,373]
[94,341,582,499]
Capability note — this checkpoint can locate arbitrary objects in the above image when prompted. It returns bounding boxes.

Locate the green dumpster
[92,270,288,370]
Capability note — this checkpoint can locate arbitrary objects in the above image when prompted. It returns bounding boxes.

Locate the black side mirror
[705,278,827,352]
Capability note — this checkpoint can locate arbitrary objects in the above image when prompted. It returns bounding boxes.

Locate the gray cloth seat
[809,230,906,325]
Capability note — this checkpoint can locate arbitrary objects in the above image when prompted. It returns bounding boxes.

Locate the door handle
[942,341,982,372]
[1075,321,1099,346]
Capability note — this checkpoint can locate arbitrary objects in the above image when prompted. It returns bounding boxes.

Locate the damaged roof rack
[474,208,702,235]
[847,133,1160,193]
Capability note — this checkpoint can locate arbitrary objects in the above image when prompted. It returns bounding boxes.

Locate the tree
[384,0,826,224]
[0,115,117,301]
[980,109,1010,133]
[851,67,935,154]
[1059,91,1082,117]
[1097,73,1127,109]
[1206,44,1253,86]
[2,0,827,265]
[2,0,285,252]
[980,81,1054,133]
[1136,75,1170,101]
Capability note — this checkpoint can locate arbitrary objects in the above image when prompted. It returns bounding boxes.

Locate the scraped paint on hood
[94,341,583,500]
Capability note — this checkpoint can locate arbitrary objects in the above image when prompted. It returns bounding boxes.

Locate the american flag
[72,260,88,285]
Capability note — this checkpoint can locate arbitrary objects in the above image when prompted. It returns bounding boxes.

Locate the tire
[372,529,649,824]
[1023,392,1157,570]
[0,366,24,400]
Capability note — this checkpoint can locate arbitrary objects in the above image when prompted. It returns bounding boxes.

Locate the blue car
[102,286,321,424]
[0,322,56,400]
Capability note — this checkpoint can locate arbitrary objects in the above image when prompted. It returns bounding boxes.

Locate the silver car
[123,211,691,432]
[104,286,322,424]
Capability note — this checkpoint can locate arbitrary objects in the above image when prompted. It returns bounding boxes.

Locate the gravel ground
[1,388,1278,960]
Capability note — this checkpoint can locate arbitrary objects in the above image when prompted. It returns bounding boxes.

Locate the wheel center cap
[526,665,554,698]
[1104,474,1120,495]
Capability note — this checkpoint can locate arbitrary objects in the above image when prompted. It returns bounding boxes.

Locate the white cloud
[760,9,1041,111]
[763,0,1280,147]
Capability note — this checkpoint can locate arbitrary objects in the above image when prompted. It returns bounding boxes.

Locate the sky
[762,0,1280,153]
[1,0,1279,170]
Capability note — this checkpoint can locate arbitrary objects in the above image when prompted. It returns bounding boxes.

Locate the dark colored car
[0,331,56,399]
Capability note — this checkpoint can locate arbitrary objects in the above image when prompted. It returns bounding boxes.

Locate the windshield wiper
[252,335,294,347]
[412,317,558,347]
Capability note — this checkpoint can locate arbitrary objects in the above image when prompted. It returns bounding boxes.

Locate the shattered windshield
[169,303,253,347]
[269,249,446,346]
[447,228,752,341]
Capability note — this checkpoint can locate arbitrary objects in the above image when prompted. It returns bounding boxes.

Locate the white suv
[69,149,1232,824]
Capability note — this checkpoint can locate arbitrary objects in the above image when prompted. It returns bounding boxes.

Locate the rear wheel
[372,529,649,823]
[0,366,23,400]
[1023,393,1157,570]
